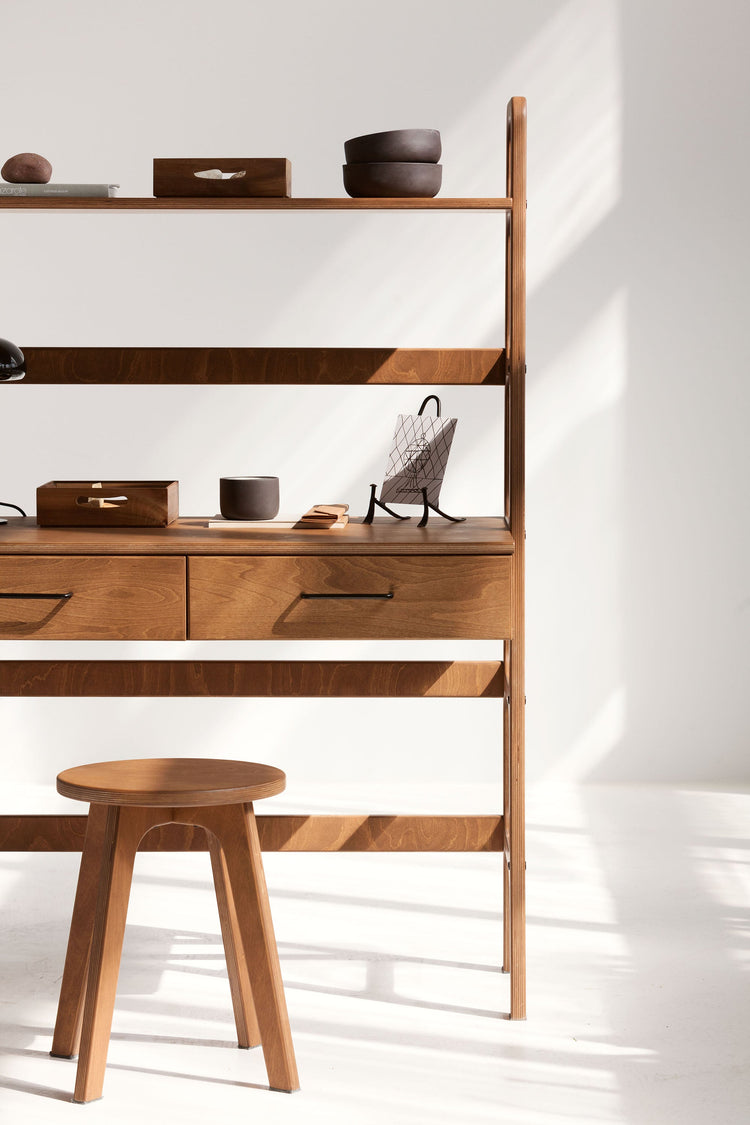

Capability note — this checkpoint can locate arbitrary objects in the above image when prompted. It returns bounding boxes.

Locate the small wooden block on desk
[153,158,291,198]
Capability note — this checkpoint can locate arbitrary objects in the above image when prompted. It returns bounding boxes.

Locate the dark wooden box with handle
[36,481,179,527]
[153,158,291,198]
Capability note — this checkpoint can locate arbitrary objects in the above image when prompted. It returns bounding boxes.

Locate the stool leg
[206,803,299,1092]
[51,804,110,1058]
[208,834,261,1049]
[73,805,151,1104]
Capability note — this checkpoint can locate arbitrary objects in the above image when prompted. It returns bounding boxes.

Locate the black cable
[0,502,26,516]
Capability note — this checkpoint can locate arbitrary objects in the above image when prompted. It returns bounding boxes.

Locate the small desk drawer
[0,556,186,639]
[188,555,511,640]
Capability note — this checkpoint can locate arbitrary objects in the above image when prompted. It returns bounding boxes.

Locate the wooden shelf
[17,346,505,385]
[0,660,504,698]
[0,196,512,211]
[0,812,504,853]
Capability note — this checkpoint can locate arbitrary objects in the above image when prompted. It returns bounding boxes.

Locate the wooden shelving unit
[0,96,526,1018]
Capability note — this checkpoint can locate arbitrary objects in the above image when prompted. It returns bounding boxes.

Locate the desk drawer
[188,555,511,640]
[0,556,186,639]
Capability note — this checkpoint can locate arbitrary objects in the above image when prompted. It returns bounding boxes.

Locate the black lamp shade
[0,338,25,381]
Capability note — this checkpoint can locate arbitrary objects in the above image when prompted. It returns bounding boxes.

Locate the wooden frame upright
[504,96,527,1019]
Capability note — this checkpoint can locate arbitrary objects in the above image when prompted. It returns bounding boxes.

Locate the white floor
[0,783,747,1125]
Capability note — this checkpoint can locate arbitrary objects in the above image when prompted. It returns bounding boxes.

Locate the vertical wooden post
[504,95,527,1020]
[502,694,512,974]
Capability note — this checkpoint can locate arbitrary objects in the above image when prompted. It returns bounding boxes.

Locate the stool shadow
[126,926,504,1018]
[0,1046,72,1102]
[105,1061,270,1092]
[1,1040,270,1100]
[134,872,502,923]
[0,1074,72,1102]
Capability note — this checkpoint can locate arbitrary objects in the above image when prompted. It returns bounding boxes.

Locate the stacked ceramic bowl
[343,129,442,198]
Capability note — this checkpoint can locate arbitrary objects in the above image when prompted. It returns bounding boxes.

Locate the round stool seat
[57,757,286,807]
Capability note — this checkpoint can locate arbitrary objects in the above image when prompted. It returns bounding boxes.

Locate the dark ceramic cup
[220,476,280,520]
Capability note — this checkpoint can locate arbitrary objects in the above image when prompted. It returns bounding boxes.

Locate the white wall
[0,0,748,800]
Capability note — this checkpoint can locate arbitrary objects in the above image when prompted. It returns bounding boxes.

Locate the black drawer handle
[0,591,74,601]
[299,591,394,600]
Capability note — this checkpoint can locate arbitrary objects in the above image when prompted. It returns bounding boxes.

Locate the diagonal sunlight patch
[528,288,627,480]
[519,0,623,295]
[541,687,626,784]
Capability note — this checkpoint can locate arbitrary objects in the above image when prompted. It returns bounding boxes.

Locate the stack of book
[206,504,350,530]
[0,183,119,198]
[295,504,349,529]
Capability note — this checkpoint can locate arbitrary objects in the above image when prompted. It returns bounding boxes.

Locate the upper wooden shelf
[0,196,512,211]
[16,347,505,385]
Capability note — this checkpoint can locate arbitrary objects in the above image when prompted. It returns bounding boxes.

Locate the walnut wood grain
[208,834,261,1048]
[153,158,291,198]
[505,95,527,1020]
[0,659,503,697]
[50,804,109,1059]
[0,556,186,639]
[36,480,178,528]
[0,196,511,210]
[55,795,298,1099]
[19,346,504,385]
[57,758,287,807]
[198,804,299,1091]
[0,814,503,852]
[0,516,514,556]
[73,804,146,1101]
[189,555,512,640]
[502,690,512,975]
[258,815,503,853]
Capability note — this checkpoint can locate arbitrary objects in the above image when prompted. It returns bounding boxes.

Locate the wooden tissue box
[36,481,179,527]
[153,158,291,198]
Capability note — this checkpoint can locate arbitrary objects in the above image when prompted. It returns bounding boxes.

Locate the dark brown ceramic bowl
[344,129,441,165]
[343,162,442,199]
[219,476,279,520]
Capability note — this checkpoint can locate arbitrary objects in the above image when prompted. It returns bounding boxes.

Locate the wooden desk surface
[0,516,514,556]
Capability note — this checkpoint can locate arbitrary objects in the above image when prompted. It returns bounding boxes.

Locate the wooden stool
[50,758,299,1103]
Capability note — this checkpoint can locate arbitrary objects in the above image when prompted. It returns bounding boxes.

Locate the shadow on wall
[610,1,750,785]
[522,0,627,785]
[527,0,750,786]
